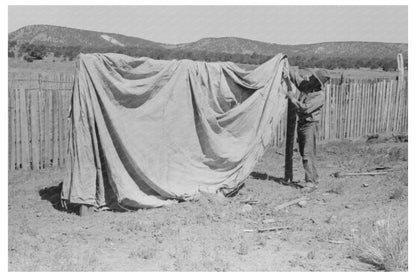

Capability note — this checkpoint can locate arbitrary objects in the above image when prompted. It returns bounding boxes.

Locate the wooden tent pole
[284,99,297,182]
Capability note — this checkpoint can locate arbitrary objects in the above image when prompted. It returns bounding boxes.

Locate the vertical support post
[396,53,404,133]
[31,90,40,170]
[284,100,297,182]
[15,88,22,169]
[8,86,13,170]
[20,88,30,169]
[324,84,330,140]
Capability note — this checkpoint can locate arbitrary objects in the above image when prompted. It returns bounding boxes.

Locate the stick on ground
[331,171,388,178]
[258,226,291,233]
[274,197,307,211]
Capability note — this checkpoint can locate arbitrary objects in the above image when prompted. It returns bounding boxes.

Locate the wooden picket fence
[318,79,408,141]
[8,73,408,170]
[8,73,73,170]
[272,78,408,146]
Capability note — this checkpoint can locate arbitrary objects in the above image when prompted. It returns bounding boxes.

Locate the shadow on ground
[38,182,78,214]
[250,171,302,189]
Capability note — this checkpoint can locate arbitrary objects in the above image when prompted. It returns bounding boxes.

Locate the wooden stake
[394,80,401,133]
[352,83,357,138]
[20,88,30,169]
[363,83,368,135]
[58,85,63,167]
[15,88,22,169]
[284,99,297,182]
[10,89,16,170]
[45,88,52,167]
[375,81,380,133]
[382,80,389,132]
[342,84,346,138]
[385,80,392,133]
[354,83,359,137]
[368,82,372,134]
[31,90,40,170]
[404,81,408,132]
[8,87,13,169]
[359,83,365,137]
[38,75,45,168]
[371,82,376,134]
[346,83,353,138]
[52,89,59,168]
[399,85,404,133]
[378,81,383,133]
[334,84,339,139]
[325,84,331,140]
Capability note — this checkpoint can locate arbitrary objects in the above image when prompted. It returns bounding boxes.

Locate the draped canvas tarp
[62,53,290,209]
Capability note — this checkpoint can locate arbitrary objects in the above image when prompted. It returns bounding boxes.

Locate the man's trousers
[297,121,319,183]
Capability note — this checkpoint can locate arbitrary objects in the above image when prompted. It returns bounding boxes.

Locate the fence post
[385,80,392,133]
[19,88,30,169]
[324,84,330,140]
[32,85,41,170]
[9,87,15,170]
[396,53,405,133]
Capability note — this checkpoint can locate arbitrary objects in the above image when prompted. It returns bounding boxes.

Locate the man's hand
[282,66,290,79]
[284,90,295,102]
[288,96,297,104]
[287,95,300,109]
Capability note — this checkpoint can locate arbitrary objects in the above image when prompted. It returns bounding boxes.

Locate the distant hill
[8,24,167,49]
[9,25,407,59]
[8,25,408,70]
[178,37,408,59]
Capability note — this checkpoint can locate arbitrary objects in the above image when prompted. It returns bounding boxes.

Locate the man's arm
[297,92,325,114]
[287,91,324,115]
[288,67,306,90]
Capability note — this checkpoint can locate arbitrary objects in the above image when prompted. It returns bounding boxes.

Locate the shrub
[354,215,408,271]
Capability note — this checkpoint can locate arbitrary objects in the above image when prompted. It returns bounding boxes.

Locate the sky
[8,5,408,45]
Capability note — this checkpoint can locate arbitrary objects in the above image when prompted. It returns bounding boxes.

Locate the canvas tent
[61,53,290,209]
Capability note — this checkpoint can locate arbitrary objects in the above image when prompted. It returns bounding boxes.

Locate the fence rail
[8,73,408,170]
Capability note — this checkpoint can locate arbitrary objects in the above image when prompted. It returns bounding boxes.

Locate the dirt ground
[8,139,407,271]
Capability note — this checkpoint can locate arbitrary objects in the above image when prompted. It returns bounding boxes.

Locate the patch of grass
[372,146,408,165]
[322,141,408,170]
[353,216,408,271]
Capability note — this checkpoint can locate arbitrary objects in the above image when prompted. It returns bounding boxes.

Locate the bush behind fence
[8,73,408,171]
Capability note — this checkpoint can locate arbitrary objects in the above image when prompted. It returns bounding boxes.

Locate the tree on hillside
[18,43,47,61]
[8,38,404,71]
[63,46,82,61]
[8,40,17,49]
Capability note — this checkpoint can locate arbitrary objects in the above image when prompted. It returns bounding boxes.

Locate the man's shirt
[289,68,325,123]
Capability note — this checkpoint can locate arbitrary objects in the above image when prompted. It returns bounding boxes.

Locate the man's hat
[310,69,330,87]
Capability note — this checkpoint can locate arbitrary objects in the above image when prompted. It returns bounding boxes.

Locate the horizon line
[8,24,409,46]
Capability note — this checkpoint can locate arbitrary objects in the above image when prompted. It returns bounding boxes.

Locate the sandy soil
[8,139,407,271]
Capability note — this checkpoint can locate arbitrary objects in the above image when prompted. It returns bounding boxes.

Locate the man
[283,66,330,192]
